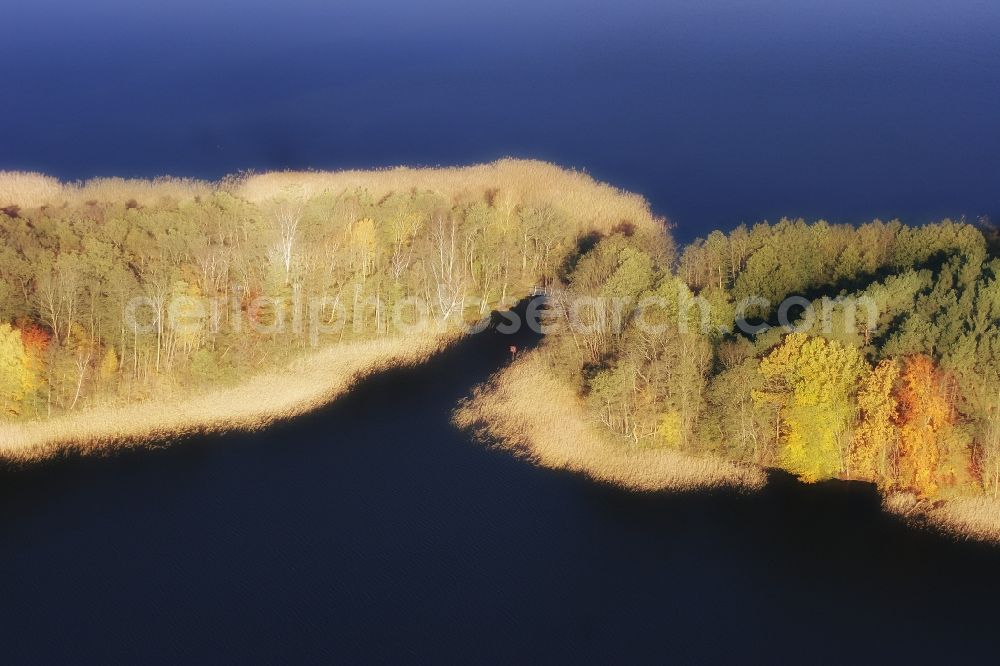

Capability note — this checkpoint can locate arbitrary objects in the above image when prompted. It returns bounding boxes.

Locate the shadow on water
[1,297,1000,663]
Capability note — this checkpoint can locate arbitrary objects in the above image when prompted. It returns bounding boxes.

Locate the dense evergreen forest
[542,217,1000,500]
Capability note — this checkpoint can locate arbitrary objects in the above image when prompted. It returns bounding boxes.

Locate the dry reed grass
[74,176,213,205]
[0,171,212,208]
[235,159,659,235]
[0,332,454,463]
[0,160,659,239]
[0,171,63,208]
[885,492,1000,543]
[454,353,766,492]
[456,353,1000,537]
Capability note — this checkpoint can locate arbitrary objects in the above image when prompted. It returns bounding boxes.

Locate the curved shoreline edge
[454,353,767,493]
[4,319,998,545]
[0,332,457,464]
[455,351,1000,544]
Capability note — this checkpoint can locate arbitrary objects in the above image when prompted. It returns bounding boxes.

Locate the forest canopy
[540,216,1000,500]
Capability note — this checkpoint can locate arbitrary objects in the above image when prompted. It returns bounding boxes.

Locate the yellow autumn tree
[99,347,119,382]
[850,359,900,483]
[348,217,379,277]
[754,333,868,482]
[895,355,952,497]
[655,409,684,448]
[0,323,36,417]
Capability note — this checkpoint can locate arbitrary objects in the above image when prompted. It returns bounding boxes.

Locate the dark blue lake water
[3,0,999,240]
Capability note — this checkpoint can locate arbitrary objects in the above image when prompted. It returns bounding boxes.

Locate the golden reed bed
[0,159,658,239]
[884,492,1000,543]
[456,352,1000,543]
[454,354,766,492]
[0,333,453,463]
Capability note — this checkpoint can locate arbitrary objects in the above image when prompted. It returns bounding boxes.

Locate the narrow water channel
[0,305,998,663]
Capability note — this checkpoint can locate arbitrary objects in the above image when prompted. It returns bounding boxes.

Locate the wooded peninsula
[1,160,998,540]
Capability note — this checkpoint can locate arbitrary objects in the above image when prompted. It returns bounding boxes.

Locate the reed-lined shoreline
[457,351,1000,544]
[0,332,455,463]
[0,159,662,461]
[454,353,767,493]
[2,160,998,546]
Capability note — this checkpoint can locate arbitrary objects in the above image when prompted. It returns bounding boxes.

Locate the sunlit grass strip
[0,160,660,241]
[0,332,456,463]
[884,492,1000,543]
[928,496,1000,542]
[236,159,658,235]
[0,171,213,208]
[454,353,766,492]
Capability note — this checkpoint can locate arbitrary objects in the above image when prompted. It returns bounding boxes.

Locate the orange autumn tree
[17,320,51,375]
[895,355,953,496]
[850,359,900,484]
